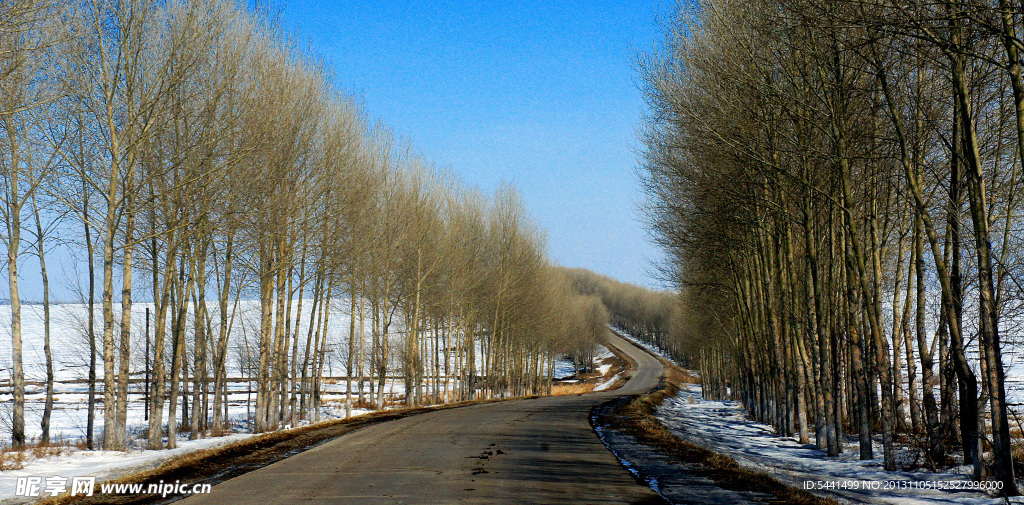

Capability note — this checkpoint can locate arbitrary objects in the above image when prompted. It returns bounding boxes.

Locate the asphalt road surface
[180,332,666,505]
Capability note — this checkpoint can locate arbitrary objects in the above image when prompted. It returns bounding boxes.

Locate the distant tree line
[640,0,1024,493]
[1,0,606,452]
[558,268,687,364]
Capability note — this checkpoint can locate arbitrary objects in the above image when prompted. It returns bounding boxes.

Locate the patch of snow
[552,358,578,380]
[553,344,614,380]
[656,383,1009,505]
[614,329,1019,504]
[0,434,253,504]
[594,377,619,392]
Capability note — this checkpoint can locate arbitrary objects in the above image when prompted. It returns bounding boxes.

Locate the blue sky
[278,1,670,288]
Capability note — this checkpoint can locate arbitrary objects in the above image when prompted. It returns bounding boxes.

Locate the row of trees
[1,0,605,451]
[641,0,1024,494]
[559,268,688,363]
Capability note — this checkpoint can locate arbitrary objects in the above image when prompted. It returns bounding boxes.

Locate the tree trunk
[31,193,54,444]
[6,155,25,448]
[114,203,135,450]
[954,54,1018,492]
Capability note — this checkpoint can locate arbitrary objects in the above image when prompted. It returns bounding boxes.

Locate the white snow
[594,345,614,361]
[613,330,1024,504]
[594,352,624,392]
[0,434,252,504]
[656,382,1015,503]
[593,376,619,392]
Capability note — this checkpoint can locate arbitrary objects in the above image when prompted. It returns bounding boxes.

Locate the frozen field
[0,300,523,445]
[0,301,596,503]
[0,300,386,444]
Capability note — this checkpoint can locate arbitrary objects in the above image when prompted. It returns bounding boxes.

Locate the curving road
[180,332,665,505]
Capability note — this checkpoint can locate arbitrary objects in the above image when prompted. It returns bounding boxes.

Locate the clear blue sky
[278,0,669,289]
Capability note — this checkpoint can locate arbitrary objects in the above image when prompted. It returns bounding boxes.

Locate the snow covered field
[0,300,434,444]
[0,301,595,503]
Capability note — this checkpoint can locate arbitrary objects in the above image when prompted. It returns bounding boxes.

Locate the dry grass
[551,382,596,396]
[0,448,28,471]
[0,439,76,471]
[351,399,377,410]
[677,370,702,385]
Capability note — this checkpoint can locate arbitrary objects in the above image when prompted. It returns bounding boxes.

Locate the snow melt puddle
[656,384,1015,505]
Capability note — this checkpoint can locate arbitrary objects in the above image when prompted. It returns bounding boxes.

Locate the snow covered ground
[0,303,598,503]
[0,398,378,504]
[611,331,1022,504]
[0,434,253,505]
[656,385,1013,504]
[0,300,502,444]
[593,346,625,392]
[552,344,614,380]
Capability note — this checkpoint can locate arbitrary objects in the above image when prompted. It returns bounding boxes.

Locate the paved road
[180,332,666,505]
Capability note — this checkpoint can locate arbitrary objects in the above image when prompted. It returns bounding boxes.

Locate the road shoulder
[591,338,838,505]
